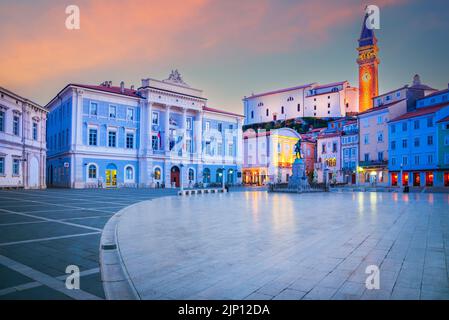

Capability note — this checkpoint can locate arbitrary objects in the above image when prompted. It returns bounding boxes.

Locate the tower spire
[358,13,377,47]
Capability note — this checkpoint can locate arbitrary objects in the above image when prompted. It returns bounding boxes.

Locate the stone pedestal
[288,158,310,190]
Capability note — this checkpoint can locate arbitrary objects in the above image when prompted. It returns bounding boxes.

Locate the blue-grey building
[45,71,244,188]
[388,88,449,187]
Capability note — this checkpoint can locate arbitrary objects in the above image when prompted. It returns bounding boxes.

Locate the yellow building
[243,127,300,185]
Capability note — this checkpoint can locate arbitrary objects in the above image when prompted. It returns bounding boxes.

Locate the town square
[1,0,449,303]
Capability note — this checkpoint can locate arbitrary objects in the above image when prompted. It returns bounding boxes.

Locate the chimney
[130,85,135,90]
[120,81,125,93]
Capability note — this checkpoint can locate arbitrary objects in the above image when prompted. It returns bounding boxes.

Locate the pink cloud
[0,0,410,91]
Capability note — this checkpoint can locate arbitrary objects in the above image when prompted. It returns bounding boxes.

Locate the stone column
[75,89,84,150]
[148,102,153,154]
[165,105,171,155]
[195,110,203,159]
[181,108,187,157]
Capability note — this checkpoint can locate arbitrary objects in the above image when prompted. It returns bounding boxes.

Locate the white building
[45,71,244,189]
[0,87,48,189]
[243,81,359,125]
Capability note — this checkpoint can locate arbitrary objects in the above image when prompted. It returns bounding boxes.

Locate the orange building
[357,14,379,112]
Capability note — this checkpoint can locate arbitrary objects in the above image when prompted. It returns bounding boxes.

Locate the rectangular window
[427,116,433,127]
[428,154,433,164]
[218,123,222,133]
[89,102,98,116]
[364,153,369,162]
[13,115,20,136]
[32,122,38,141]
[12,159,20,176]
[427,135,433,145]
[0,157,4,175]
[391,141,396,150]
[377,116,383,124]
[205,121,210,132]
[414,137,420,147]
[109,105,117,118]
[297,104,300,112]
[217,142,222,156]
[364,134,369,145]
[391,124,396,133]
[152,135,159,150]
[332,142,337,153]
[445,135,449,146]
[378,152,384,161]
[251,111,254,119]
[377,131,383,142]
[414,120,420,130]
[402,139,408,148]
[152,112,159,125]
[88,129,97,146]
[321,143,326,154]
[108,131,117,147]
[0,111,4,132]
[391,157,396,166]
[186,117,192,130]
[126,133,134,149]
[126,108,134,121]
[402,122,407,131]
[402,156,408,166]
[228,143,233,156]
[414,155,420,165]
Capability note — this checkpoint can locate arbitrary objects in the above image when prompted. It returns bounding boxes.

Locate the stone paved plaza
[0,188,177,299]
[116,192,449,300]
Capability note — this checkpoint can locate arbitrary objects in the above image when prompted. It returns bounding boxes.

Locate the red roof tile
[437,115,449,123]
[390,102,449,122]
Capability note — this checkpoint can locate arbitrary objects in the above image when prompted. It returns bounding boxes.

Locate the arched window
[203,168,211,183]
[188,168,195,181]
[88,164,97,179]
[227,169,234,184]
[154,167,161,180]
[216,168,224,184]
[125,166,134,181]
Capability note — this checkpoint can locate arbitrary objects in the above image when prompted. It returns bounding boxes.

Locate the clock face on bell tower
[357,14,379,112]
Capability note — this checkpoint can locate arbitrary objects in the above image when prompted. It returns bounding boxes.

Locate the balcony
[359,160,388,168]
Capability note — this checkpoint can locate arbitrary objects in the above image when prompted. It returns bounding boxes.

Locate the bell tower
[357,13,379,112]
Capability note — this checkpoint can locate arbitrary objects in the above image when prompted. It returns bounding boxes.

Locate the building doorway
[402,172,409,186]
[170,166,180,187]
[444,172,449,187]
[425,172,434,187]
[413,172,420,186]
[391,173,398,186]
[227,169,234,185]
[105,164,117,187]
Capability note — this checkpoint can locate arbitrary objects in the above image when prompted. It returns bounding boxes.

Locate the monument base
[288,158,310,191]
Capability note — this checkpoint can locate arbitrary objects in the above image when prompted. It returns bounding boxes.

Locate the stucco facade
[45,72,244,189]
[0,87,47,189]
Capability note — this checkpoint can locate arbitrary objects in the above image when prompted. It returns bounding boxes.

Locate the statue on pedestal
[288,137,310,191]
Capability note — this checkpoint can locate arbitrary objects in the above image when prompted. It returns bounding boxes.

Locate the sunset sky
[1,0,448,114]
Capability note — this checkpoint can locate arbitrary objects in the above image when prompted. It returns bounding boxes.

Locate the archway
[227,169,234,185]
[170,166,180,187]
[106,163,118,187]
